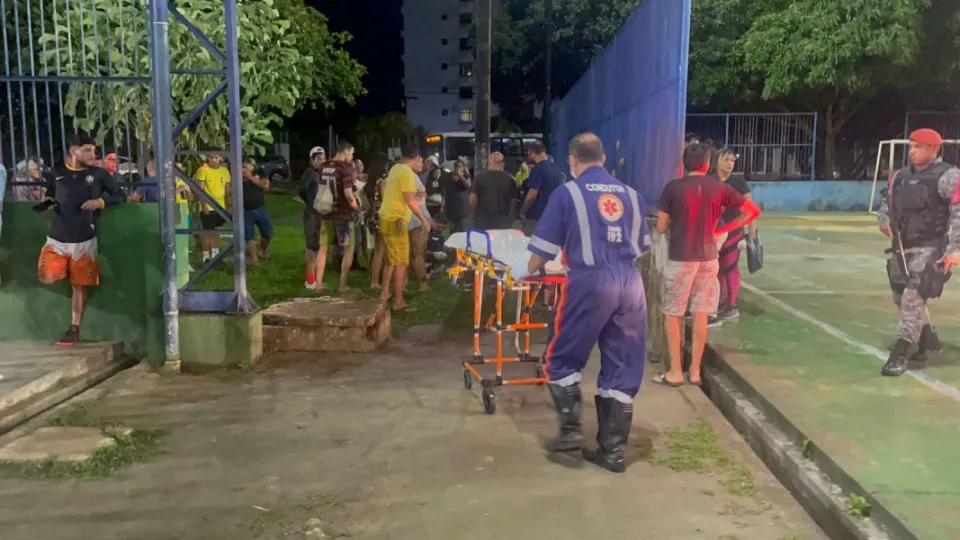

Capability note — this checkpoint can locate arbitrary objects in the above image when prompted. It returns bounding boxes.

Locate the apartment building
[401,0,477,133]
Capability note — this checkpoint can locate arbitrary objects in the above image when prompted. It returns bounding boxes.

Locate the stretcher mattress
[445,229,565,279]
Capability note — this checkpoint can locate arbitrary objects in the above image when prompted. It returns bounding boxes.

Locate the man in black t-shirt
[469,152,518,230]
[37,133,126,346]
[242,161,273,265]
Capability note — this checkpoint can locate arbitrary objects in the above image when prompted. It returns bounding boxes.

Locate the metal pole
[149,0,179,364]
[810,112,818,180]
[474,0,491,173]
[223,0,252,312]
[543,0,552,152]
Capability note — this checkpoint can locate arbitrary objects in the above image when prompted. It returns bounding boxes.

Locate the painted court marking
[741,282,960,404]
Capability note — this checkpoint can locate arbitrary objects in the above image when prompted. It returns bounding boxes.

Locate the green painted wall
[0,202,163,361]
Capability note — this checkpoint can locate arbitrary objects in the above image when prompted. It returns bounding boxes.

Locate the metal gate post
[223,0,253,313]
[149,0,180,364]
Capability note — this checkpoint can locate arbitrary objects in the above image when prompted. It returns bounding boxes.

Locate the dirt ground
[0,327,825,540]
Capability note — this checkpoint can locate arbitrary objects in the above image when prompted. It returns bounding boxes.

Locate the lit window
[459,109,473,123]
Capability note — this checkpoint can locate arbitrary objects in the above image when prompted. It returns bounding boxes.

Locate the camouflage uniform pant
[888,246,936,343]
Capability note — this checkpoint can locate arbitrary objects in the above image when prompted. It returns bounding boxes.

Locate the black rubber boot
[916,325,942,360]
[882,339,912,377]
[544,384,582,452]
[583,396,633,473]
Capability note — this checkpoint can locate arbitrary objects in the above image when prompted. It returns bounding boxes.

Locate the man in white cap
[298,146,327,290]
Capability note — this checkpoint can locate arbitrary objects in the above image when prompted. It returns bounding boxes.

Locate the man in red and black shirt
[37,133,126,346]
[654,144,761,387]
[316,141,359,292]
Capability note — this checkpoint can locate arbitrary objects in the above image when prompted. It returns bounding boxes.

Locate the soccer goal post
[869,139,960,214]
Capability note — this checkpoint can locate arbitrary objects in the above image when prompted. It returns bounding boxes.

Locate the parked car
[257,154,290,183]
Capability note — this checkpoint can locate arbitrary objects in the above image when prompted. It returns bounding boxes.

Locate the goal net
[868,139,960,214]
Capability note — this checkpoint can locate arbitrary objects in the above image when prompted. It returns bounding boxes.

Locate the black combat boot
[583,395,633,474]
[915,325,942,361]
[544,384,583,452]
[882,339,912,377]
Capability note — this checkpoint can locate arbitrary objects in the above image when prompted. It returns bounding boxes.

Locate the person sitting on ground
[654,143,761,388]
[37,133,127,346]
[470,151,518,230]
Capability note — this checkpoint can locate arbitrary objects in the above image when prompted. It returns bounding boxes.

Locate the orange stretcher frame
[448,228,567,415]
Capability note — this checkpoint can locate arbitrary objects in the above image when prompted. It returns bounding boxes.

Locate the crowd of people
[293,139,567,312]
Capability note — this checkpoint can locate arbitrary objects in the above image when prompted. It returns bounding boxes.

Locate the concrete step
[262,297,391,353]
[0,341,133,435]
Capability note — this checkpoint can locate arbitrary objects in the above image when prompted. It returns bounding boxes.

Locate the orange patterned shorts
[37,238,100,286]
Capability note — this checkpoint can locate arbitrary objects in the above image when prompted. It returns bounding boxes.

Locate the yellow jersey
[379,163,418,225]
[194,164,230,211]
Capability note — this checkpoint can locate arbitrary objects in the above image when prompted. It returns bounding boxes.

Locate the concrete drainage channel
[694,344,908,540]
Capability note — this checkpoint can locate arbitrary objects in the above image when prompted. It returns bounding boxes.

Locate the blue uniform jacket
[527,165,650,270]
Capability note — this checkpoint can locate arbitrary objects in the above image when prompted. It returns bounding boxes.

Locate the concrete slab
[0,338,825,540]
[263,297,391,353]
[700,214,960,540]
[0,341,126,432]
[0,427,114,462]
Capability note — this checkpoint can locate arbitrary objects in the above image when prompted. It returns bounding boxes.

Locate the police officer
[878,128,960,376]
[526,133,650,474]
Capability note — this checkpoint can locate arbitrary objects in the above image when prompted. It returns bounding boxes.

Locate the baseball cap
[425,155,439,167]
[909,128,943,147]
[309,146,326,157]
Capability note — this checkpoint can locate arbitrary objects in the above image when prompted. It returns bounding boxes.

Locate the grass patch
[847,493,872,518]
[650,421,756,497]
[0,429,166,480]
[0,401,167,480]
[191,194,473,334]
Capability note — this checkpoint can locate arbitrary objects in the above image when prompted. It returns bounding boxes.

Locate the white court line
[756,290,887,296]
[741,282,960,404]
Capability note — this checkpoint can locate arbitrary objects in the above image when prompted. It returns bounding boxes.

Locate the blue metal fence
[550,0,692,204]
[0,0,250,364]
[686,113,818,180]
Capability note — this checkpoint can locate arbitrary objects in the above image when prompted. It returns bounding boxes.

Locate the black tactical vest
[891,161,952,249]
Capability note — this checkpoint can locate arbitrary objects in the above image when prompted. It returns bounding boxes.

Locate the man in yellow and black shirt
[37,133,126,346]
[194,152,231,262]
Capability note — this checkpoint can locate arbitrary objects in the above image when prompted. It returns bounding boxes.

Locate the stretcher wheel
[482,388,496,415]
[463,369,473,390]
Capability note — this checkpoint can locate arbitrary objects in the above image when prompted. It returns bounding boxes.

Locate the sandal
[652,373,684,387]
[686,372,702,386]
[393,305,417,313]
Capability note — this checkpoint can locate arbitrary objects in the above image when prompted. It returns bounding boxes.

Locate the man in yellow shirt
[194,153,231,262]
[378,144,431,311]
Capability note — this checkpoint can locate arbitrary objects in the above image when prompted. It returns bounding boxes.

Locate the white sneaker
[305,281,318,291]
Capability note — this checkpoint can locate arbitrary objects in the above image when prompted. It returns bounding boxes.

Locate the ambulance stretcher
[445,228,567,414]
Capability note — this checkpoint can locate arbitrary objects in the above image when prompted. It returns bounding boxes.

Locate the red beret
[909,128,943,147]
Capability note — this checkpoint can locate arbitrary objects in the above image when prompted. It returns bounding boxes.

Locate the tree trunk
[823,102,836,179]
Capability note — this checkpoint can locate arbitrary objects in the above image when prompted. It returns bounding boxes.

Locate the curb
[698,342,911,540]
[0,343,134,436]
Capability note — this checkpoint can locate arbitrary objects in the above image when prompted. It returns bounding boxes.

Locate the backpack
[312,168,337,215]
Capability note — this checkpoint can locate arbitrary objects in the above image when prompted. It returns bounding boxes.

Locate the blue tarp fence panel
[550,0,692,205]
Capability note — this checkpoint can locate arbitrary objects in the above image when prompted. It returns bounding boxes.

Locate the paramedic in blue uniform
[526,133,651,474]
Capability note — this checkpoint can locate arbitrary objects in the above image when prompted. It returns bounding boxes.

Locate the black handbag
[747,233,763,274]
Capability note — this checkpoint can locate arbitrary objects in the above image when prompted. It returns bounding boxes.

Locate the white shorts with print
[662,259,720,316]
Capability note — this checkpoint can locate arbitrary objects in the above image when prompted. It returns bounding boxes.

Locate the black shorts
[201,212,226,230]
[304,209,323,252]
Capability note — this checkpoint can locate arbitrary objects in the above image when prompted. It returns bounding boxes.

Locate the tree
[40,0,365,156]
[353,112,414,157]
[738,0,930,176]
[492,0,643,123]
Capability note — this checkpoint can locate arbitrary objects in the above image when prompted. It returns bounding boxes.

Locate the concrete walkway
[705,214,960,539]
[0,341,127,433]
[0,332,824,540]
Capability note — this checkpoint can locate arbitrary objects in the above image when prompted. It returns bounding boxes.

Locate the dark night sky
[292,0,405,140]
